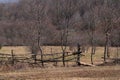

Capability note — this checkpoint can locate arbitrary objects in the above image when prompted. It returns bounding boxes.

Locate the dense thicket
[0,0,120,47]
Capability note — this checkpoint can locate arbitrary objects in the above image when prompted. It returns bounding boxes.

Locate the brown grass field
[0,46,120,80]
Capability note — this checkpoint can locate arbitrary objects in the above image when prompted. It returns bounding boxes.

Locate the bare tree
[98,0,118,63]
[18,0,47,66]
[110,0,120,63]
[49,0,77,66]
[84,11,97,65]
[77,0,100,64]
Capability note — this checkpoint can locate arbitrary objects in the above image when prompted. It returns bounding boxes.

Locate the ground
[0,66,120,80]
[0,46,120,80]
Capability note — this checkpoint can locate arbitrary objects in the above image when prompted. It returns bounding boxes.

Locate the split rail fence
[0,50,80,66]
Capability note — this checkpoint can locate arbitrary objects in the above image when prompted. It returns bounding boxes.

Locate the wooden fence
[0,50,80,66]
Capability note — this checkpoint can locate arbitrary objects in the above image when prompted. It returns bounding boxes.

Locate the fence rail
[0,50,79,66]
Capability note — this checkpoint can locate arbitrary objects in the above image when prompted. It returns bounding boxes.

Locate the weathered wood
[11,50,15,66]
[0,51,79,66]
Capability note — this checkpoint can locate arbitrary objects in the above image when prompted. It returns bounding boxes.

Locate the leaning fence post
[11,50,15,66]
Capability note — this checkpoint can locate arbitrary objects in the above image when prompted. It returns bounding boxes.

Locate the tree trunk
[38,32,44,67]
[77,52,80,66]
[107,46,110,58]
[39,46,44,67]
[104,44,107,63]
[116,47,119,64]
[90,31,96,65]
[91,47,94,65]
[63,50,65,66]
[91,45,96,65]
[104,33,109,63]
[11,50,15,66]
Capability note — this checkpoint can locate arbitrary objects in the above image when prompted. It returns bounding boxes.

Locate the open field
[0,46,120,80]
[0,46,119,64]
[0,66,120,80]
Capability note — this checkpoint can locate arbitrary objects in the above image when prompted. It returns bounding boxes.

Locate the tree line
[0,0,120,64]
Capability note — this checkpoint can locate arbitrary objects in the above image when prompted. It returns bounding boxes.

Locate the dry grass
[0,66,120,80]
[81,47,119,64]
[0,46,120,80]
[0,46,119,64]
[0,46,30,55]
[0,46,71,54]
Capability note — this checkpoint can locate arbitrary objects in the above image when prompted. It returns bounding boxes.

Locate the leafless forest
[0,0,120,79]
[0,0,120,65]
[0,0,120,59]
[0,0,119,45]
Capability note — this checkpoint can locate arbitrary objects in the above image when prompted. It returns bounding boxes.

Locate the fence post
[51,48,53,54]
[32,54,37,64]
[76,43,82,66]
[51,48,55,65]
[11,50,15,66]
[66,52,68,67]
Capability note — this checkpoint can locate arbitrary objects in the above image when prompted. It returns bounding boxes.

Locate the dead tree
[49,0,77,66]
[78,0,98,64]
[34,0,46,67]
[99,1,115,62]
[19,0,47,66]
